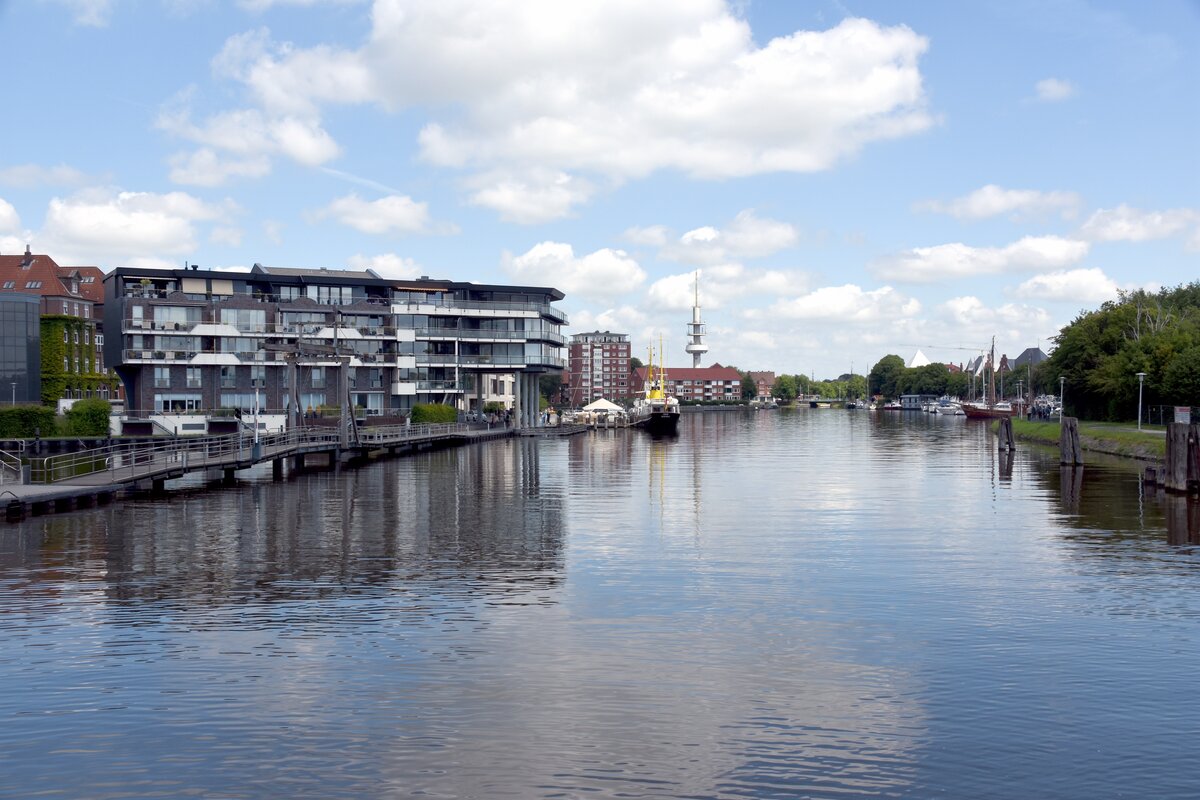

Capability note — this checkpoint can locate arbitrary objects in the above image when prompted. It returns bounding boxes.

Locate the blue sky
[1,0,1196,377]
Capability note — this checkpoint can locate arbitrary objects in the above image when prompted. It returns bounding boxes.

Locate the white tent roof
[582,398,623,412]
[907,349,932,368]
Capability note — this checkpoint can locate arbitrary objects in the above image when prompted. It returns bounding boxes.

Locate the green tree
[772,374,797,402]
[740,372,756,400]
[868,355,905,399]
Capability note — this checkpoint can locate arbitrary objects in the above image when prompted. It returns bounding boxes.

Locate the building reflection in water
[0,438,567,612]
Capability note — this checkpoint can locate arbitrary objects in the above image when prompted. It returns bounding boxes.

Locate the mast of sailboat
[988,337,997,408]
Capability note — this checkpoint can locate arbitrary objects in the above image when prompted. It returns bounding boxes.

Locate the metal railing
[25,422,488,485]
[0,449,21,485]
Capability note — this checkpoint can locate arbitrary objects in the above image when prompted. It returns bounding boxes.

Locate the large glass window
[186,367,202,388]
[250,365,265,387]
[310,367,325,389]
[154,367,171,388]
[221,366,237,388]
[220,308,268,330]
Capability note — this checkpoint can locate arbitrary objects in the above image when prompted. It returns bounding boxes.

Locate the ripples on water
[1,410,1199,799]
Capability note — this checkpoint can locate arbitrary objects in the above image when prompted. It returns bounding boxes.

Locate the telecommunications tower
[684,271,708,367]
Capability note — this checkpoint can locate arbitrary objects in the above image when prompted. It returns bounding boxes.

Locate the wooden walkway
[1,422,515,521]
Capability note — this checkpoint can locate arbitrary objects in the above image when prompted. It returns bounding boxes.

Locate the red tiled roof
[67,265,105,305]
[634,365,742,382]
[0,251,73,298]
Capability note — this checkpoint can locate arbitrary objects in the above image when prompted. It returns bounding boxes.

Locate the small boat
[961,338,1015,419]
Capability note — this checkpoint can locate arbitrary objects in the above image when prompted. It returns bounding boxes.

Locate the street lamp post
[10,382,15,405]
[1136,372,1146,431]
[1058,376,1066,423]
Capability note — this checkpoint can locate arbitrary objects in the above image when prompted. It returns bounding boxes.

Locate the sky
[1,0,1197,378]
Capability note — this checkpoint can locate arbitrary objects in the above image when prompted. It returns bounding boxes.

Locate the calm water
[2,410,1199,799]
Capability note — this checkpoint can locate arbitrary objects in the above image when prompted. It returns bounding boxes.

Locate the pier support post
[223,467,236,486]
[1164,422,1190,492]
[998,417,1015,451]
[272,458,284,480]
[151,478,165,493]
[1060,417,1083,465]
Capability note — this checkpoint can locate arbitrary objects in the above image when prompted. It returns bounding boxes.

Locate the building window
[1,281,13,289]
[311,367,325,389]
[63,357,69,371]
[154,367,171,388]
[96,334,103,346]
[63,329,69,342]
[250,365,266,388]
[186,368,202,389]
[26,281,42,289]
[221,366,237,388]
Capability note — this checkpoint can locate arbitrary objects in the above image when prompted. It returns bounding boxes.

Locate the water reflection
[1,412,1199,799]
[1,438,566,612]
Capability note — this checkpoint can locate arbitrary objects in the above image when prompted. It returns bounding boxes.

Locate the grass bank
[1003,418,1166,461]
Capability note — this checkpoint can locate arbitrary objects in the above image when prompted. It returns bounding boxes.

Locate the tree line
[1042,283,1200,420]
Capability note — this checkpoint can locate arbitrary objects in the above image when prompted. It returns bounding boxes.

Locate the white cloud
[662,209,799,265]
[351,252,422,279]
[0,163,89,188]
[467,170,594,224]
[169,148,272,186]
[209,226,244,247]
[1035,78,1075,102]
[48,0,113,27]
[39,189,231,263]
[917,184,1081,220]
[874,235,1089,283]
[0,199,19,233]
[503,242,646,300]
[157,100,341,172]
[315,193,441,235]
[766,284,919,322]
[568,305,649,335]
[1013,268,1122,304]
[939,296,1052,339]
[183,6,933,219]
[1079,204,1200,242]
[648,263,807,311]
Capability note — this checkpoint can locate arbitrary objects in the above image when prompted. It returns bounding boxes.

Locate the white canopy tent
[582,398,624,412]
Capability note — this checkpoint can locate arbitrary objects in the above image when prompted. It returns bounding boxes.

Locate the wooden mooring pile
[1143,422,1200,494]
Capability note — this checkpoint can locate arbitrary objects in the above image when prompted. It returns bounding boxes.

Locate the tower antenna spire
[684,270,709,368]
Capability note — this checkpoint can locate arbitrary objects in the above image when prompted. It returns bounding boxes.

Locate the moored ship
[631,342,680,434]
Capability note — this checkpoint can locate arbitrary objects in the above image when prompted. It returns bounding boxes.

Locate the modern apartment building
[632,363,743,403]
[566,331,631,405]
[102,264,566,426]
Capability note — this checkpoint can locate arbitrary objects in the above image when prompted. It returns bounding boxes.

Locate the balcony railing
[122,349,398,364]
[122,318,398,337]
[397,299,568,324]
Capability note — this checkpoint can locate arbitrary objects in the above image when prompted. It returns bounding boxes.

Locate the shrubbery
[409,403,458,424]
[64,398,113,437]
[0,405,58,438]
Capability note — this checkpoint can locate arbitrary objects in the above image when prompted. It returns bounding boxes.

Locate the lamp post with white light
[1136,372,1146,431]
[1058,376,1066,423]
[10,382,15,405]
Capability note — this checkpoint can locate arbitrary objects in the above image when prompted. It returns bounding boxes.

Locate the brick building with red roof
[0,246,118,405]
[632,363,743,403]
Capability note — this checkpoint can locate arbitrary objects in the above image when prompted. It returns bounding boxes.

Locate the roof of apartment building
[67,265,105,305]
[0,247,92,302]
[748,370,775,384]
